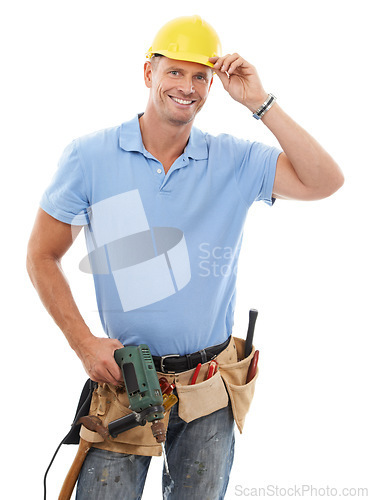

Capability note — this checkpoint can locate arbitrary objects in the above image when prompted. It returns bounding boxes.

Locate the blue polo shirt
[41,114,281,356]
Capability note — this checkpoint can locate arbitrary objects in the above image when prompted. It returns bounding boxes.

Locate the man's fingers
[212,54,232,71]
[209,55,220,66]
[90,364,122,386]
[228,57,247,74]
[110,340,124,383]
[104,341,124,384]
[109,358,124,384]
[106,367,123,386]
[213,67,230,89]
[210,53,253,75]
[80,336,125,385]
[212,53,239,72]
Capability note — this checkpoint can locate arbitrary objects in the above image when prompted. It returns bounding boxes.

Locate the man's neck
[139,110,193,172]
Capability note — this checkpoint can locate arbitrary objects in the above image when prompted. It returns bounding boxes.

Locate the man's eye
[170,71,179,76]
[195,75,205,81]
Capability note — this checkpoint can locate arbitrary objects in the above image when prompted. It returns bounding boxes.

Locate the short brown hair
[150,53,163,70]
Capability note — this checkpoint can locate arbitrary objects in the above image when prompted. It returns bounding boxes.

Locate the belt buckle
[160,354,180,373]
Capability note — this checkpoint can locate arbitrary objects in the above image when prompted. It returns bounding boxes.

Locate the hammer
[245,308,258,357]
[58,416,108,500]
[58,438,92,500]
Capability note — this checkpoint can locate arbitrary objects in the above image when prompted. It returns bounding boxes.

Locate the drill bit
[161,442,170,475]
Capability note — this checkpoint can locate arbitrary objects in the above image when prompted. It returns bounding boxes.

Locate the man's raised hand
[209,54,268,112]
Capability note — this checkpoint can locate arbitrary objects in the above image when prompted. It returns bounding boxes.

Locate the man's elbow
[26,242,51,285]
[323,164,345,198]
[26,244,40,286]
[307,161,345,200]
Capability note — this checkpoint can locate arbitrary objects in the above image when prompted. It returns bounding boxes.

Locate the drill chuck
[151,420,166,444]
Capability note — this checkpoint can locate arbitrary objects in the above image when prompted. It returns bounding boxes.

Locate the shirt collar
[119,114,208,161]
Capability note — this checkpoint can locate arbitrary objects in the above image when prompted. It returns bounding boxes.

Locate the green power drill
[109,344,166,443]
[77,344,169,449]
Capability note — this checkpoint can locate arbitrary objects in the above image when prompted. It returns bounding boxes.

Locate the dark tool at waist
[153,336,231,373]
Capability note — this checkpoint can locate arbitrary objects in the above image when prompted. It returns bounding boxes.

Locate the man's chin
[165,107,199,126]
[167,114,196,126]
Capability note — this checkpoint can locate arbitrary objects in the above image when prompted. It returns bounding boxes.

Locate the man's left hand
[209,54,268,112]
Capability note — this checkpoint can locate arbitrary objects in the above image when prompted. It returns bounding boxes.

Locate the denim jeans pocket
[175,370,229,423]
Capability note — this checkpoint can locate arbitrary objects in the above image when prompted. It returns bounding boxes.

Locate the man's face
[144,56,213,126]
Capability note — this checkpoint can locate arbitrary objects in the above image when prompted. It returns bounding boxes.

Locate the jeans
[76,400,235,500]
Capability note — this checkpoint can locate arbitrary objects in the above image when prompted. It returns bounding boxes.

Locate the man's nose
[177,76,195,95]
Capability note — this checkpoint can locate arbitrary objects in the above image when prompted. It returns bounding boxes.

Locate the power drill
[78,343,177,450]
[110,344,166,443]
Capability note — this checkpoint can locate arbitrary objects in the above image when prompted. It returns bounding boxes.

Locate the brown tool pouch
[174,336,258,433]
[175,370,229,422]
[173,335,237,422]
[80,381,172,456]
[218,337,259,433]
[80,336,258,456]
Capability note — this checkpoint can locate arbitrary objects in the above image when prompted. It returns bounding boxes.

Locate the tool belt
[152,336,231,373]
[80,336,258,457]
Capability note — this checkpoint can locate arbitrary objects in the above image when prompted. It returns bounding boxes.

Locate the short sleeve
[40,140,90,225]
[235,141,281,207]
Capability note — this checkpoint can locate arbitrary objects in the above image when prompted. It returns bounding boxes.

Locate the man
[27,15,344,500]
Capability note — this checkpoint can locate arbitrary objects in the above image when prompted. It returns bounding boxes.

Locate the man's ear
[143,61,153,89]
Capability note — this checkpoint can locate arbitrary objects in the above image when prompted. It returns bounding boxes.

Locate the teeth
[171,97,193,105]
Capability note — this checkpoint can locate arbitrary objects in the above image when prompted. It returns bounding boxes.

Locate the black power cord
[43,437,65,500]
[43,379,97,500]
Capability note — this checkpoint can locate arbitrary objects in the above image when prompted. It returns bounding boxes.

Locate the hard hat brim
[146,49,216,68]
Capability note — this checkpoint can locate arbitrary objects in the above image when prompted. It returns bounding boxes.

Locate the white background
[1,0,368,498]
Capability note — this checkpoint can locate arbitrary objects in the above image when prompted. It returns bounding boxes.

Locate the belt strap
[153,337,231,373]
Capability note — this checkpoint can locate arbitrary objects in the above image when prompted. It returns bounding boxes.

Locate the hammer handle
[58,438,92,500]
[245,309,258,358]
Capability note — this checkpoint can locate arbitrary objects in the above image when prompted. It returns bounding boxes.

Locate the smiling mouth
[169,96,196,106]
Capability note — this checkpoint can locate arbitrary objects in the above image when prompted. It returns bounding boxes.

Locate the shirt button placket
[155,165,166,191]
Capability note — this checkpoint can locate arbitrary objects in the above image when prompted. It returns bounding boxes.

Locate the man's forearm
[27,253,124,384]
[261,102,344,196]
[27,209,124,385]
[210,53,344,199]
[26,255,93,354]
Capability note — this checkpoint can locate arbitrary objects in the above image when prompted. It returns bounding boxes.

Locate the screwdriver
[159,378,176,396]
[159,377,178,412]
[163,393,178,412]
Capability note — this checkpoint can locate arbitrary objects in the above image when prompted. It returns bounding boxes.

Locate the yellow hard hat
[146,15,221,68]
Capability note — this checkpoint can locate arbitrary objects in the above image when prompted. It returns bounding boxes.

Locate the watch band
[252,93,277,120]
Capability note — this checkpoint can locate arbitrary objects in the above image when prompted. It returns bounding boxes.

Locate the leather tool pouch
[174,337,237,423]
[218,337,259,433]
[175,370,229,422]
[80,380,172,457]
[175,336,258,433]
